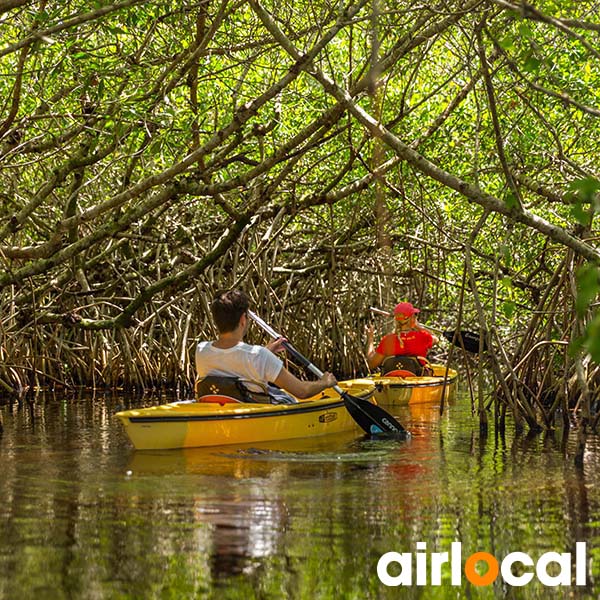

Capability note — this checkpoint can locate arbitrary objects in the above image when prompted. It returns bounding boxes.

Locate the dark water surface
[2,391,600,599]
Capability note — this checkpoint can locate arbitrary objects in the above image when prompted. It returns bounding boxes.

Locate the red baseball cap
[393,302,420,318]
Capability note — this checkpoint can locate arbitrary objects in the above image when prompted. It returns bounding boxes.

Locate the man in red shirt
[366,302,439,372]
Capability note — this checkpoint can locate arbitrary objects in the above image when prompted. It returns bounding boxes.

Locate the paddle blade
[443,330,484,354]
[342,392,409,439]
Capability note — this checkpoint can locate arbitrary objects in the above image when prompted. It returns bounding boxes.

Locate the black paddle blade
[342,392,409,439]
[443,330,483,354]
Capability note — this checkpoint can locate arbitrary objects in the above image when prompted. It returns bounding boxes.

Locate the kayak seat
[195,376,270,405]
[380,355,433,377]
[383,369,418,378]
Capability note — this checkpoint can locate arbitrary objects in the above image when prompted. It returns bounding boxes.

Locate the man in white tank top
[195,289,336,400]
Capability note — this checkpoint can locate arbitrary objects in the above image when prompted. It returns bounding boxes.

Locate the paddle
[441,330,484,354]
[248,310,409,438]
[369,307,483,354]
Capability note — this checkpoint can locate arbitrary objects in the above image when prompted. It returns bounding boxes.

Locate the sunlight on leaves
[575,264,600,317]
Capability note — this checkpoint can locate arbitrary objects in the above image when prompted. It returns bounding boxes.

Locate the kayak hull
[115,380,374,450]
[365,365,458,405]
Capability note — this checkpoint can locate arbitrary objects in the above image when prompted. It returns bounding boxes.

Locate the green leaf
[569,335,584,358]
[571,201,591,226]
[518,23,533,39]
[500,244,512,267]
[575,264,600,316]
[501,300,516,319]
[498,35,515,52]
[33,10,50,23]
[569,176,600,203]
[504,191,518,209]
[583,312,600,364]
[523,56,541,73]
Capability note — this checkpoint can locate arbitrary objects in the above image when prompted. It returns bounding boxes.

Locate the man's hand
[319,371,337,388]
[266,336,287,354]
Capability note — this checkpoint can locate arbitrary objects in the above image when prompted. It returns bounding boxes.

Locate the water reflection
[1,393,600,598]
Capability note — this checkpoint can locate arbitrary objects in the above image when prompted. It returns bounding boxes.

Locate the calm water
[1,390,600,599]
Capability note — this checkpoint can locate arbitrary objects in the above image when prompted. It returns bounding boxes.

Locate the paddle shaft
[248,310,342,394]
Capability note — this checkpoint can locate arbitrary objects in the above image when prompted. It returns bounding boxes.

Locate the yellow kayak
[115,379,375,450]
[362,364,458,405]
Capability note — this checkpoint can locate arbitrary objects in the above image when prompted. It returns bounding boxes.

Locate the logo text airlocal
[377,542,587,587]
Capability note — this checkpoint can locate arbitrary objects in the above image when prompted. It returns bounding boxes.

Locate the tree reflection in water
[1,393,600,598]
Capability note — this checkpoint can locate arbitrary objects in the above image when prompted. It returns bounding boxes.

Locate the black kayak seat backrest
[380,355,429,377]
[195,375,269,404]
[195,375,298,405]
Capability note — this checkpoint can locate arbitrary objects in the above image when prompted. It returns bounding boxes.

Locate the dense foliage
[1,0,599,439]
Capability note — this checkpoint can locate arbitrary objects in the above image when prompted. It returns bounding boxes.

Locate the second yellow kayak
[361,364,458,405]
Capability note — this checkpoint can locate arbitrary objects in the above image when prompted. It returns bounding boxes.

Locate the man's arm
[273,367,336,399]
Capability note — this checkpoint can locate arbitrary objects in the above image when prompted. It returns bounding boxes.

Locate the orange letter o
[464,552,499,586]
